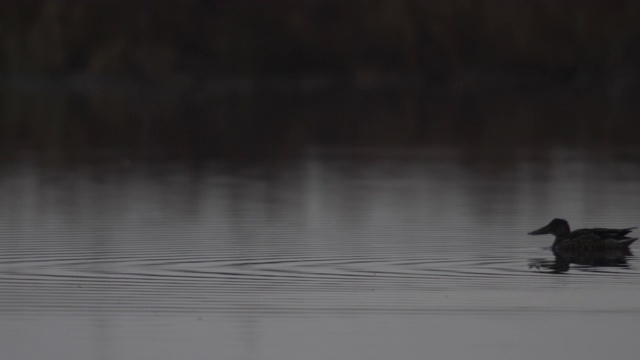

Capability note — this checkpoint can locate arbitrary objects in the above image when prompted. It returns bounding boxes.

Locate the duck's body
[528,218,637,251]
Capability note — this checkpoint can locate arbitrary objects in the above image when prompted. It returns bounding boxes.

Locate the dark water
[2,149,640,360]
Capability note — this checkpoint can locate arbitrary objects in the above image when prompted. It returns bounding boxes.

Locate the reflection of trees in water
[529,248,632,274]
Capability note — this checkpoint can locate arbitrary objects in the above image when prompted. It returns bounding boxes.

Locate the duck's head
[528,218,570,237]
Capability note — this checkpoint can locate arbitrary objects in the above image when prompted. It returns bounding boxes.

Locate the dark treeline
[2,0,640,84]
[2,88,639,162]
[2,1,640,160]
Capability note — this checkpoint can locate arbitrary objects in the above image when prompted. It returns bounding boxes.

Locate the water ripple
[1,243,639,315]
[2,155,640,317]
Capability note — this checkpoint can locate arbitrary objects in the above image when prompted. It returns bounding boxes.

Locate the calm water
[2,149,640,360]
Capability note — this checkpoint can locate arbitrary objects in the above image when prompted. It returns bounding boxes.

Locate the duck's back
[577,227,637,240]
[555,229,637,251]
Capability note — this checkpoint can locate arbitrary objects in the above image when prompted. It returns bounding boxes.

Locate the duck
[528,218,637,251]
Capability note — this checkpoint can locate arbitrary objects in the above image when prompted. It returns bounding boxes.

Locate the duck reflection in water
[529,248,633,273]
[527,218,637,273]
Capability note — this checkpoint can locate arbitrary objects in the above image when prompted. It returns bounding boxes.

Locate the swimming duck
[528,218,637,251]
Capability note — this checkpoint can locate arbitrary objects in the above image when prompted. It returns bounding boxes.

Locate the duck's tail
[617,237,638,247]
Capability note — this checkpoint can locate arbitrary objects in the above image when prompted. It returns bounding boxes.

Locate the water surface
[1,149,640,360]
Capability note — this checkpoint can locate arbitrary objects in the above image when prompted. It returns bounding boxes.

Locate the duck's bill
[528,225,550,235]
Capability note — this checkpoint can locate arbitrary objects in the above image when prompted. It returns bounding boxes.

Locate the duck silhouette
[528,218,637,251]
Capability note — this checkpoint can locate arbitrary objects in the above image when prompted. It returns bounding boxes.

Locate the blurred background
[2,0,640,161]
